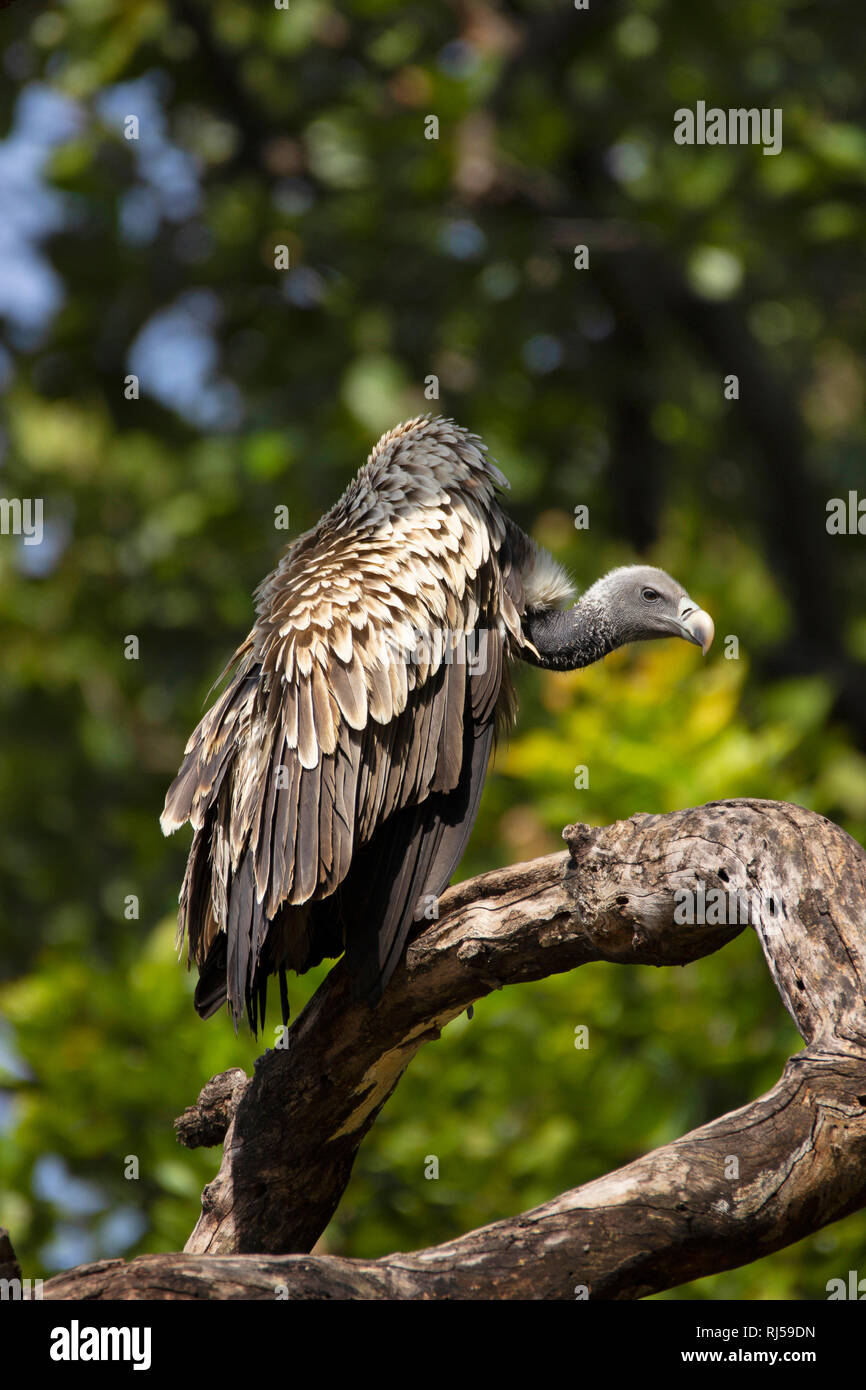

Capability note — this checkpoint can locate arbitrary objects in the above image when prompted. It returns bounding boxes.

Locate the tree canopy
[0,0,864,1297]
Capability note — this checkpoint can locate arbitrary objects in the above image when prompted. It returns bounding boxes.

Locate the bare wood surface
[37,799,866,1299]
[0,1228,21,1285]
[42,1051,866,1299]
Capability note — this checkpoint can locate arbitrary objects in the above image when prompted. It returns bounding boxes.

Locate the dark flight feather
[161,416,574,1030]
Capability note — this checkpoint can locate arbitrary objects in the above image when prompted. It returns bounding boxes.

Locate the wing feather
[291,764,320,903]
[162,416,532,1028]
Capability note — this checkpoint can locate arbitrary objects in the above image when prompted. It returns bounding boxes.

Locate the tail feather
[193,935,228,1019]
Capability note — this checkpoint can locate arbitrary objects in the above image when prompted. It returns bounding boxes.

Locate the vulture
[161,416,714,1032]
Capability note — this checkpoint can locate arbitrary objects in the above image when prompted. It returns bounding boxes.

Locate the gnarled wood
[0,1228,22,1286]
[36,799,866,1298]
[42,1049,866,1299]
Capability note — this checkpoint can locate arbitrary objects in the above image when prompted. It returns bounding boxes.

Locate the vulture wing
[161,418,529,1030]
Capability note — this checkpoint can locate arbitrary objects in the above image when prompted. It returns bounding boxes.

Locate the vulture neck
[522,599,618,671]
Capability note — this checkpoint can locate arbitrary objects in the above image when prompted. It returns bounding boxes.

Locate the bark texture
[38,799,866,1299]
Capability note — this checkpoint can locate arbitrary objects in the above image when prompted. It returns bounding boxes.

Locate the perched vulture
[162,416,713,1031]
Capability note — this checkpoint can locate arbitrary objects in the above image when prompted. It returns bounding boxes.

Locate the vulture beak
[677,597,715,655]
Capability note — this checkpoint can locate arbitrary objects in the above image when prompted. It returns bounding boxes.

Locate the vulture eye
[641,587,659,602]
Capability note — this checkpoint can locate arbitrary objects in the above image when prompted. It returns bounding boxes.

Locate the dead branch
[36,798,866,1298]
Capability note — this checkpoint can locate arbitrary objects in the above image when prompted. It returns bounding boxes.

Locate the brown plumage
[161,415,714,1032]
[161,417,570,1029]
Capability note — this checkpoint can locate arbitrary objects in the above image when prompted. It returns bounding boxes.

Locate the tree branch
[36,797,866,1298]
[41,1048,866,1299]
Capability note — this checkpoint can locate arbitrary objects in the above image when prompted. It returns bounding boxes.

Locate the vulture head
[522,564,715,671]
[162,414,716,1029]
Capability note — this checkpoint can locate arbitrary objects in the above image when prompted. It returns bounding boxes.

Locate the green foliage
[0,0,864,1297]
